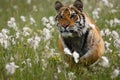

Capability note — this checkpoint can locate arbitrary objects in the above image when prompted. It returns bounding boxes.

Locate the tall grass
[0,0,120,80]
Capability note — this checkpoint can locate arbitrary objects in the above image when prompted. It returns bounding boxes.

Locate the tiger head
[55,0,87,37]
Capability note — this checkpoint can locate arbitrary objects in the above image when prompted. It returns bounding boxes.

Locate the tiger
[54,0,104,67]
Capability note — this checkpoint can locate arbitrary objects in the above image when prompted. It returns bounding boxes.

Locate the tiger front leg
[64,48,80,63]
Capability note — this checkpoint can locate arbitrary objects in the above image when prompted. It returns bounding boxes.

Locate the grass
[0,0,120,80]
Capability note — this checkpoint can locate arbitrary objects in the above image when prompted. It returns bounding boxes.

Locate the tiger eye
[70,13,76,19]
[58,15,63,20]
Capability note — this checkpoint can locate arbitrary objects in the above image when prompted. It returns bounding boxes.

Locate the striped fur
[55,0,104,67]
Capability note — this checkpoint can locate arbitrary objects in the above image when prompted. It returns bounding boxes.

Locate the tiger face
[55,0,86,37]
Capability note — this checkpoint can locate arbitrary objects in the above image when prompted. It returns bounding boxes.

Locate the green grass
[0,0,120,80]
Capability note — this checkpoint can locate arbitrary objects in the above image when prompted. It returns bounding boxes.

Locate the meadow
[0,0,120,80]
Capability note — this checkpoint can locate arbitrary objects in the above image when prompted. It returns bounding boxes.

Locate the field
[0,0,120,80]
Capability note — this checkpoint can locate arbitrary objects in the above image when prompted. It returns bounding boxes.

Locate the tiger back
[54,0,104,67]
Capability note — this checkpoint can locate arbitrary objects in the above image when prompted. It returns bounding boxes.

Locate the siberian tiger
[54,0,104,67]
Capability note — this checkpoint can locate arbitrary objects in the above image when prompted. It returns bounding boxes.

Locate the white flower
[57,66,61,73]
[111,31,119,39]
[111,69,120,79]
[101,0,113,7]
[68,72,76,80]
[33,5,38,12]
[46,23,52,29]
[43,28,51,41]
[0,29,10,49]
[111,9,117,13]
[5,62,19,74]
[92,8,101,19]
[1,28,9,34]
[7,17,18,31]
[30,16,36,24]
[22,26,32,36]
[99,56,109,67]
[104,41,112,52]
[104,28,111,36]
[100,30,105,36]
[64,48,72,55]
[26,0,31,4]
[26,58,32,67]
[72,51,79,63]
[49,16,55,25]
[20,16,26,22]
[109,18,120,27]
[118,54,120,57]
[16,32,20,39]
[114,39,120,49]
[27,35,41,49]
[41,17,49,24]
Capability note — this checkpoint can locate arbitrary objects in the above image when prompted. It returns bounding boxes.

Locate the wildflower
[104,41,111,53]
[46,23,52,29]
[118,54,120,57]
[33,5,38,12]
[0,29,10,49]
[73,51,79,63]
[68,72,76,80]
[41,59,48,70]
[16,32,20,39]
[42,28,51,41]
[26,0,31,4]
[99,56,109,67]
[114,39,120,49]
[7,17,18,31]
[41,17,49,25]
[111,9,117,13]
[111,31,119,39]
[22,26,32,36]
[5,62,19,74]
[109,18,120,27]
[111,69,120,79]
[100,30,105,37]
[20,16,26,22]
[27,35,41,50]
[104,28,111,36]
[57,66,61,73]
[101,0,113,7]
[26,58,32,67]
[30,16,36,24]
[92,8,101,19]
[49,16,55,25]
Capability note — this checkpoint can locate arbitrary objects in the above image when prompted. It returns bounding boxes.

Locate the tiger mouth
[60,30,78,37]
[60,30,75,33]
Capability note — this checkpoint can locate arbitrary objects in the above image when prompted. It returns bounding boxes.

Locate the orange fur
[55,0,104,67]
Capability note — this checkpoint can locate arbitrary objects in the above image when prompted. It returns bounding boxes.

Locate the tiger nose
[62,23,69,29]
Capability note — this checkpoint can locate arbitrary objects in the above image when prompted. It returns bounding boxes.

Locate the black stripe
[79,30,89,57]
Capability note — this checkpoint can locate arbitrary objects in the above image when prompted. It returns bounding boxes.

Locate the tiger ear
[73,0,83,12]
[55,1,63,12]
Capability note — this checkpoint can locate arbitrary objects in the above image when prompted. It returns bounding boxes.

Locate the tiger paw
[73,51,79,63]
[64,48,72,56]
